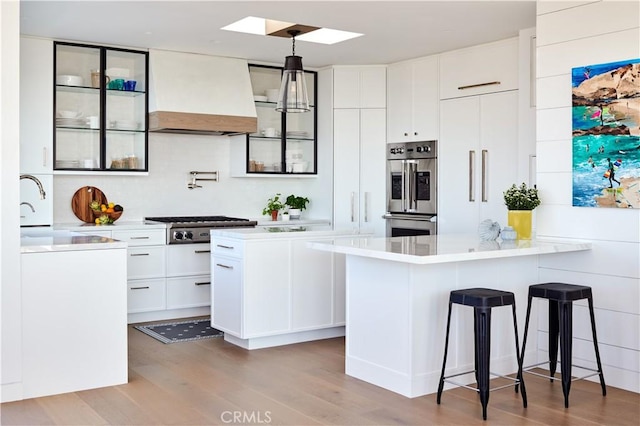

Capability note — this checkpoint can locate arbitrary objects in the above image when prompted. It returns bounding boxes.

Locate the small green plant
[262,193,284,216]
[285,194,310,210]
[503,183,541,210]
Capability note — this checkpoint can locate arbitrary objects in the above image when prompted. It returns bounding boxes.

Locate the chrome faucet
[20,174,46,199]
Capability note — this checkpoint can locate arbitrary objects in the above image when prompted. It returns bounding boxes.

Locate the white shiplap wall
[535,0,640,393]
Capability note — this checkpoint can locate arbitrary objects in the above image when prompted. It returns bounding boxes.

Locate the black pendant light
[276,30,310,113]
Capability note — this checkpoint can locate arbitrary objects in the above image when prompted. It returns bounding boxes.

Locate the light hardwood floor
[2,323,638,425]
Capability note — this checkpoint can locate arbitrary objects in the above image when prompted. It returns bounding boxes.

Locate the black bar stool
[437,288,527,420]
[520,282,606,408]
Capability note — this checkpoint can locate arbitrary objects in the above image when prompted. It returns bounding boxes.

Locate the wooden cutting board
[71,186,108,223]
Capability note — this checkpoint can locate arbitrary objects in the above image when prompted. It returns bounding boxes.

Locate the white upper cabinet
[333,66,386,109]
[20,37,53,174]
[439,37,519,99]
[387,55,439,143]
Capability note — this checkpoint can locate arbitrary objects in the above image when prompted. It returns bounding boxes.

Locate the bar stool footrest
[443,370,522,393]
[523,361,603,382]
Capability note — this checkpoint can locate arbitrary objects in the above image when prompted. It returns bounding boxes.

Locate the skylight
[221,16,363,45]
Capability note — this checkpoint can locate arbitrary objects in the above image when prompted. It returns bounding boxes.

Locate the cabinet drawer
[211,237,244,258]
[166,276,211,309]
[127,246,166,279]
[166,244,211,277]
[439,37,519,99]
[127,278,166,313]
[112,229,165,246]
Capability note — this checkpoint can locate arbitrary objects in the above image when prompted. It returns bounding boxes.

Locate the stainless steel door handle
[469,150,476,202]
[364,192,369,222]
[216,263,233,269]
[194,282,211,286]
[194,250,210,254]
[130,253,149,257]
[481,149,488,202]
[350,192,355,222]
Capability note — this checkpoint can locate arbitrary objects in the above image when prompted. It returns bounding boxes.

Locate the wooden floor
[2,323,639,425]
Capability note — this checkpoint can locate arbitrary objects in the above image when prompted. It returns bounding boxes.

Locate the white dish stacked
[110,120,140,130]
[286,130,309,138]
[56,110,86,127]
[56,75,83,86]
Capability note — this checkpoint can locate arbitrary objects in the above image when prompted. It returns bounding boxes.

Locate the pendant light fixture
[276,30,310,113]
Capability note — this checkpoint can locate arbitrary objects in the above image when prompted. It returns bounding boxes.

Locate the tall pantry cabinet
[437,38,520,234]
[329,66,387,236]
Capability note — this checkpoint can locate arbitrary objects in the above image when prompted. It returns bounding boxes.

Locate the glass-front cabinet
[246,64,317,175]
[54,42,148,172]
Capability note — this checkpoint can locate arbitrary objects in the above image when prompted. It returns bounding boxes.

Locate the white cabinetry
[439,37,518,99]
[332,66,387,236]
[333,66,386,109]
[211,233,347,349]
[20,37,53,174]
[21,247,127,399]
[333,109,386,235]
[166,244,211,309]
[387,56,439,143]
[438,91,518,234]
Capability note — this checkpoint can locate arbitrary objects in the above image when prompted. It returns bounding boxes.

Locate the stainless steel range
[144,216,258,244]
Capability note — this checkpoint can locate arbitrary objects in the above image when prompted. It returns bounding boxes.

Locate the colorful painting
[572,58,640,208]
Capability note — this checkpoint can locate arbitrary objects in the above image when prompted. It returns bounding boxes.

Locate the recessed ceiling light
[222,16,363,45]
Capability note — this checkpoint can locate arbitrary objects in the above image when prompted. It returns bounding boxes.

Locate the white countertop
[20,229,128,253]
[211,225,364,240]
[54,221,167,231]
[308,234,592,265]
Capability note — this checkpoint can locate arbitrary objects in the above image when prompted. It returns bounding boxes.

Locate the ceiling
[19,0,536,69]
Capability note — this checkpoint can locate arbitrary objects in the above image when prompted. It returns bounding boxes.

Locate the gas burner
[144,216,257,244]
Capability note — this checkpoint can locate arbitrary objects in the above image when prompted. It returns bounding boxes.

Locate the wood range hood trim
[149,111,257,135]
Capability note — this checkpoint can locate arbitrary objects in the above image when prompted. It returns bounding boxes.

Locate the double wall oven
[385,140,437,237]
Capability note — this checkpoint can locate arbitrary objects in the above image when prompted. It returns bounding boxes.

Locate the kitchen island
[309,234,591,398]
[17,229,128,401]
[210,225,366,349]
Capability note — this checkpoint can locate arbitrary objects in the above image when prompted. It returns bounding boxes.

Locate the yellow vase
[508,210,532,240]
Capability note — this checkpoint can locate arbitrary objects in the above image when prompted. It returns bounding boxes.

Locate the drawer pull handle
[130,253,149,257]
[458,81,501,90]
[216,244,234,249]
[216,263,233,270]
[195,281,211,286]
[130,286,150,290]
[195,249,211,254]
[130,236,150,240]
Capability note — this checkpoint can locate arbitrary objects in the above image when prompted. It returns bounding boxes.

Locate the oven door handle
[384,214,436,222]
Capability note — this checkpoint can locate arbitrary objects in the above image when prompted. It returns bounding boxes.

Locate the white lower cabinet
[21,247,127,399]
[166,276,211,309]
[127,279,166,313]
[211,234,349,349]
[166,244,211,310]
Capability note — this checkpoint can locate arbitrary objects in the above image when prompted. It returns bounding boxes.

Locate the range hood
[148,49,257,135]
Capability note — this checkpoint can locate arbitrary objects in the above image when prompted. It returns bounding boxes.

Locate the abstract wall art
[572,58,640,208]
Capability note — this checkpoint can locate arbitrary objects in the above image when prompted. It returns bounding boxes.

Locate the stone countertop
[211,225,364,240]
[53,221,167,231]
[20,228,128,253]
[308,234,592,265]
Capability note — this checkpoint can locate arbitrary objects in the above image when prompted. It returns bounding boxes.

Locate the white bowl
[58,110,81,118]
[56,75,83,86]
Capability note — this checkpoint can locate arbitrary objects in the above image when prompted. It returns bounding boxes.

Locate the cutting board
[71,186,108,223]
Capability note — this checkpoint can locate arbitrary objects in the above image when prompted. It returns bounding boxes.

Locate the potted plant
[262,193,284,221]
[503,183,541,240]
[285,194,309,219]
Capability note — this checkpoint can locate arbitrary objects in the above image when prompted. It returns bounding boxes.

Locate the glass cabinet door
[247,64,317,175]
[54,42,148,172]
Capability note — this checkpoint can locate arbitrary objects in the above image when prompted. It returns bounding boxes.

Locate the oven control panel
[169,228,211,244]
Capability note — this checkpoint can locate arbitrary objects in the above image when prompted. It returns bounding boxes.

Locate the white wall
[53,131,334,223]
[1,0,23,401]
[535,0,640,393]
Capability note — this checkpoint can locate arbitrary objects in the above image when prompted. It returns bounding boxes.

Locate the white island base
[310,235,592,398]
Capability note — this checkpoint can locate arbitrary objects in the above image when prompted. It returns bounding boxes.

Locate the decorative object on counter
[188,171,219,189]
[500,226,517,241]
[478,219,501,241]
[134,317,223,344]
[90,69,110,88]
[503,183,541,240]
[276,30,310,113]
[282,211,290,221]
[285,194,310,219]
[90,199,124,225]
[262,193,285,221]
[71,186,108,223]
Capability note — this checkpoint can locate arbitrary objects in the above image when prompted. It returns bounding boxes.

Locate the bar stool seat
[437,288,527,420]
[520,282,606,408]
